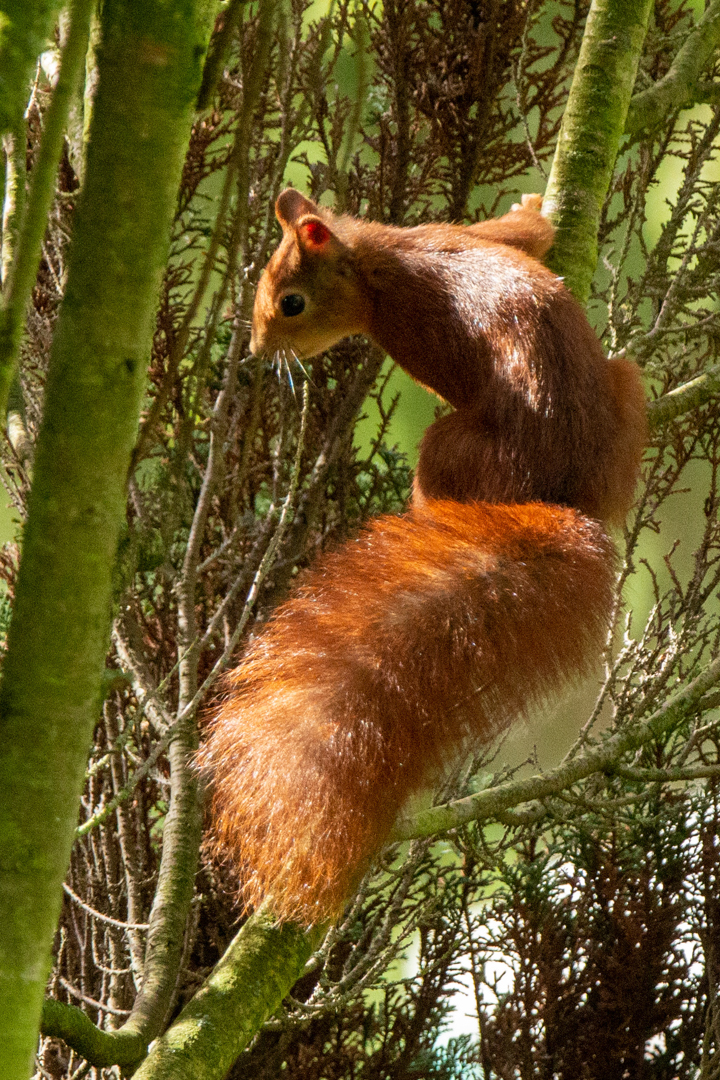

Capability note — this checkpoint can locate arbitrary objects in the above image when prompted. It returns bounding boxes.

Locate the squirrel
[198,189,647,925]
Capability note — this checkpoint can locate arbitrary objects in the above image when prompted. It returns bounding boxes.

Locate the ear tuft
[298,218,331,249]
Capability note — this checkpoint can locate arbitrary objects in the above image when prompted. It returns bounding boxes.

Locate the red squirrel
[199,189,647,924]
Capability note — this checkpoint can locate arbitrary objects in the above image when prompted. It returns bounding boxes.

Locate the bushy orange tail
[199,500,616,924]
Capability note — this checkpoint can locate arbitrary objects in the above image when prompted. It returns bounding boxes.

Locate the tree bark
[543,0,654,301]
[0,0,95,427]
[133,911,324,1080]
[0,1,214,1075]
[0,0,65,135]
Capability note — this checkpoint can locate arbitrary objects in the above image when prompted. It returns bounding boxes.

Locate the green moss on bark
[133,912,324,1080]
[0,2,214,1076]
[0,1,65,135]
[543,0,654,301]
[0,0,94,431]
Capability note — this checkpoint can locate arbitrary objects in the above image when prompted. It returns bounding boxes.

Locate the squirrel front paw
[510,193,544,214]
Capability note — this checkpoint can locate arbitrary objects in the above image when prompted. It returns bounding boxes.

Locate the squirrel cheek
[287,323,345,359]
[269,294,344,358]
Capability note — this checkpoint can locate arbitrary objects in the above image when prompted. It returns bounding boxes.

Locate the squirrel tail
[199,500,616,924]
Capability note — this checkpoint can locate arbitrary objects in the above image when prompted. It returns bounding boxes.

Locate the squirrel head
[250,189,370,359]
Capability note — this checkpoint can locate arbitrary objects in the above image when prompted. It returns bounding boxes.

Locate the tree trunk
[0,2,214,1075]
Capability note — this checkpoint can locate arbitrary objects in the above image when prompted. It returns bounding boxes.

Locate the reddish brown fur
[202,502,616,923]
[251,190,646,524]
[466,193,555,258]
[200,191,647,924]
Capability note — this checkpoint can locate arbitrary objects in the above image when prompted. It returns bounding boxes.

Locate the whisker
[266,346,314,400]
[284,353,298,401]
[289,347,311,383]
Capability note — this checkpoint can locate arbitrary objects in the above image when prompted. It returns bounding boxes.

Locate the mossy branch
[0,0,66,135]
[0,0,215,1075]
[41,999,148,1070]
[125,4,276,1039]
[41,912,321,1075]
[647,364,720,430]
[625,0,720,136]
[132,910,324,1080]
[543,0,654,301]
[196,0,250,111]
[0,0,94,425]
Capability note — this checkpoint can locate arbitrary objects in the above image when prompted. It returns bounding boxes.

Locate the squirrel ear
[276,190,340,255]
[296,215,333,252]
[276,188,320,228]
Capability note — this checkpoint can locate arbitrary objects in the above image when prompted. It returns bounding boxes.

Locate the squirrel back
[251,189,646,524]
[199,191,647,924]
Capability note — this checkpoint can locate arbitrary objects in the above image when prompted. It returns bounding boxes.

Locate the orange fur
[202,502,616,923]
[199,191,647,924]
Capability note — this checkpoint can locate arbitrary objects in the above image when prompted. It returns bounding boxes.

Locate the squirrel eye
[281,294,306,317]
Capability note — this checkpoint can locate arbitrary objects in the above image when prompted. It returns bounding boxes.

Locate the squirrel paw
[510,193,543,214]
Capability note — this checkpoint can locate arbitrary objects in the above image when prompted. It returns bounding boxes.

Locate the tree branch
[0,0,94,424]
[0,0,215,1073]
[124,323,249,1041]
[543,0,654,301]
[392,655,720,842]
[646,364,720,430]
[132,909,324,1080]
[0,0,65,135]
[41,998,148,1070]
[1,125,25,286]
[625,0,720,137]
